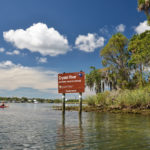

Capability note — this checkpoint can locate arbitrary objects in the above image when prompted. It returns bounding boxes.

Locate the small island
[55,0,150,115]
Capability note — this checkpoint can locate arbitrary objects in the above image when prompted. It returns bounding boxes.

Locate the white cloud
[116,24,126,32]
[0,60,14,68]
[0,48,5,53]
[36,57,47,64]
[3,23,70,56]
[135,20,150,34]
[0,61,58,91]
[75,33,105,52]
[6,50,20,55]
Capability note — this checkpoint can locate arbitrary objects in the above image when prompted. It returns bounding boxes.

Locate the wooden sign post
[62,93,65,114]
[79,93,82,114]
[58,71,85,113]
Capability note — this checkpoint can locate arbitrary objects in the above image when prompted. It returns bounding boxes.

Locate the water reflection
[84,112,150,149]
[62,112,65,127]
[79,112,82,129]
[56,112,84,149]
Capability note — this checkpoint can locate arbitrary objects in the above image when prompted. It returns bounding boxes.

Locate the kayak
[0,105,8,108]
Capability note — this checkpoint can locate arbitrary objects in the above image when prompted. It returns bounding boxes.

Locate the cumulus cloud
[6,50,20,55]
[0,48,5,53]
[3,23,70,56]
[135,20,150,34]
[36,57,47,64]
[75,33,104,52]
[0,61,58,91]
[116,24,126,32]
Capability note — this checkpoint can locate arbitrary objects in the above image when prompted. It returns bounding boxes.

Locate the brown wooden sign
[58,72,85,93]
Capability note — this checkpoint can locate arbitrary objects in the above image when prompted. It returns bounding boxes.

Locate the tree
[128,30,150,87]
[100,33,130,89]
[86,66,102,94]
[138,0,150,25]
[98,67,117,91]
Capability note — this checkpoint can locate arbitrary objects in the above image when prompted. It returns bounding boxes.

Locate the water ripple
[0,104,150,149]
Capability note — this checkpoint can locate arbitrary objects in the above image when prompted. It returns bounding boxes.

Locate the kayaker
[1,102,5,106]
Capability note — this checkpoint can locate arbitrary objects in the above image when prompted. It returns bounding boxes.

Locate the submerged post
[62,93,65,113]
[79,93,82,114]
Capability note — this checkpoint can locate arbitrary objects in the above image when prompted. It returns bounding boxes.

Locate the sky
[0,0,149,99]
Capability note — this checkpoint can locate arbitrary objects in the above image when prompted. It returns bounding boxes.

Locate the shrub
[96,91,110,106]
[85,95,97,106]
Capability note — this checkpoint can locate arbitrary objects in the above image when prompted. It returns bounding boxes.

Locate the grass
[85,86,150,110]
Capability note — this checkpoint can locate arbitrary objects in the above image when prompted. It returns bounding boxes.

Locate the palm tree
[138,0,150,25]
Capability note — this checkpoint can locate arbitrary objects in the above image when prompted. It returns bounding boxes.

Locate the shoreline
[53,105,150,115]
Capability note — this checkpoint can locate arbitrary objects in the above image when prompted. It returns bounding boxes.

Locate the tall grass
[85,91,111,106]
[116,89,150,108]
[85,87,150,109]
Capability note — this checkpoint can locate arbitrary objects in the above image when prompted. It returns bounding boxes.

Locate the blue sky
[0,0,149,99]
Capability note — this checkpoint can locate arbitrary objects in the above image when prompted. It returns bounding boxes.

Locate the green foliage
[86,66,102,94]
[0,96,54,103]
[116,89,150,108]
[100,33,128,64]
[128,31,150,67]
[85,91,111,106]
[86,87,150,109]
[85,95,97,106]
[96,91,110,106]
[128,31,150,87]
[138,0,149,5]
[100,33,130,89]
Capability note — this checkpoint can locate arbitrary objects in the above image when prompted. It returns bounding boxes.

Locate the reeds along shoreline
[84,87,150,112]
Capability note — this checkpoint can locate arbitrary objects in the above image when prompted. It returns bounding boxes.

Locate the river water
[0,103,150,150]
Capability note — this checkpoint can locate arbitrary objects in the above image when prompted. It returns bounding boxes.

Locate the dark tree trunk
[102,82,105,92]
[110,82,112,91]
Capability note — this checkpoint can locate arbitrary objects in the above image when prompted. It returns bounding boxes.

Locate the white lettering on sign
[59,81,67,83]
[59,76,69,81]
[59,75,77,81]
[66,90,77,93]
[66,80,81,83]
[59,80,81,84]
[69,75,76,79]
[60,85,73,89]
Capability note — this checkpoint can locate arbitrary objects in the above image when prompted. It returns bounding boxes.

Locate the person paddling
[0,102,8,108]
[1,102,5,106]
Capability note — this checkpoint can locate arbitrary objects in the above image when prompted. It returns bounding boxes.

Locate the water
[0,104,150,149]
